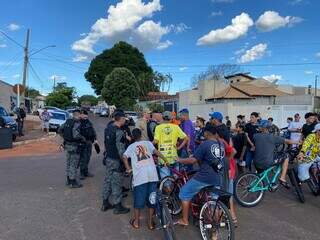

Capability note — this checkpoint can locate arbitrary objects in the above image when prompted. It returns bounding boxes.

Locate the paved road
[1,115,320,240]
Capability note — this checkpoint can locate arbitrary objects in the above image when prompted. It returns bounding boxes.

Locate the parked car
[49,111,68,132]
[93,107,102,115]
[37,106,62,116]
[0,106,18,141]
[124,111,138,123]
[100,107,109,117]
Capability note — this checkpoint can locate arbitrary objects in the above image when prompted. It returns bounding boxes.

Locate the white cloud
[211,0,234,3]
[12,74,20,79]
[79,33,87,37]
[7,23,20,31]
[256,11,303,32]
[0,44,7,48]
[179,67,188,71]
[170,23,190,34]
[290,0,304,5]
[197,12,253,46]
[263,74,282,83]
[238,43,268,63]
[156,40,173,50]
[316,52,320,58]
[133,20,171,51]
[50,75,67,81]
[72,54,89,62]
[305,70,313,75]
[71,0,171,54]
[211,11,223,17]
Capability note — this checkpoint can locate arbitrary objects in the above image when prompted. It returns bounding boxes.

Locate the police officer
[79,110,97,180]
[59,109,85,188]
[101,110,130,214]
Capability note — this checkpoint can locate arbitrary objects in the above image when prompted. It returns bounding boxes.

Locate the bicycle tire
[159,176,182,215]
[161,204,177,240]
[307,177,318,196]
[199,200,235,240]
[234,172,265,208]
[287,169,305,203]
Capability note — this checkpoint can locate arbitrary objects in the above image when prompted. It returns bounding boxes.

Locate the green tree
[25,87,41,98]
[85,41,154,95]
[78,95,98,106]
[147,102,164,113]
[46,82,76,109]
[101,68,139,110]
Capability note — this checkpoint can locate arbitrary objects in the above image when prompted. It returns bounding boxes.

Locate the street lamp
[29,45,56,57]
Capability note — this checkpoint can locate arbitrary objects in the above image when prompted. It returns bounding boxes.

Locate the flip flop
[129,219,140,229]
[232,218,238,228]
[279,179,290,189]
[174,220,189,227]
[148,221,156,230]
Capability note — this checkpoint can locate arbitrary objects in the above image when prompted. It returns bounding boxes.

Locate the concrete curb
[13,133,57,146]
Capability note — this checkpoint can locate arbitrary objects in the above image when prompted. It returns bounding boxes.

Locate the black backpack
[81,120,95,141]
[147,120,157,141]
[19,108,26,119]
[62,119,76,142]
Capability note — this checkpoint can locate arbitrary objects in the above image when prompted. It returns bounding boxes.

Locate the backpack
[81,120,95,141]
[147,120,157,141]
[19,108,26,119]
[62,119,76,142]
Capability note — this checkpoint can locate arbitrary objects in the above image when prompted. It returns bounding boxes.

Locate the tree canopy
[78,95,98,106]
[101,67,139,110]
[85,41,154,95]
[25,87,41,98]
[46,82,77,109]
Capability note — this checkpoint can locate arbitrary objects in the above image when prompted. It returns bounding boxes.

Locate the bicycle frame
[249,165,282,192]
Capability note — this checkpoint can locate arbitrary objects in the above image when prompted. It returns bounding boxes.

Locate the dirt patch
[0,138,62,159]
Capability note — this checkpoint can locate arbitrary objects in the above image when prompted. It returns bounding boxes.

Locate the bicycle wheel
[307,177,318,196]
[161,204,176,240]
[199,200,234,240]
[287,169,305,203]
[159,176,182,215]
[234,172,265,207]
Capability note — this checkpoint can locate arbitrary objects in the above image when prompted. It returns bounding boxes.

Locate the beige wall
[0,80,17,112]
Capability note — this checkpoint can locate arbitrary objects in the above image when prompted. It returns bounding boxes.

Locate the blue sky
[1,0,320,96]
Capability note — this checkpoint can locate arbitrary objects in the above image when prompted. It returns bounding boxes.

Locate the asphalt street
[0,115,320,240]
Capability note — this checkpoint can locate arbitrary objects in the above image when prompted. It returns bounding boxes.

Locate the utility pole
[22,29,30,97]
[53,75,56,90]
[315,75,319,97]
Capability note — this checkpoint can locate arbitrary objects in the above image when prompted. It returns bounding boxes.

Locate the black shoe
[65,177,71,186]
[80,174,86,180]
[113,203,130,215]
[101,199,114,212]
[122,186,130,192]
[85,172,94,178]
[122,193,128,198]
[69,179,83,188]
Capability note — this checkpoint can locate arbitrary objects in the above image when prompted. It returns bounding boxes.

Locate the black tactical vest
[105,122,120,159]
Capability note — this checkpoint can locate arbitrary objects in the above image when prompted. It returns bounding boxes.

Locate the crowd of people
[58,108,320,233]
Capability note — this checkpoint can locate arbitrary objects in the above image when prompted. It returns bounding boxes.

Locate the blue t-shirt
[193,139,225,185]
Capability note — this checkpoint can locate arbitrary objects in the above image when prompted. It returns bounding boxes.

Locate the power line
[0,30,24,48]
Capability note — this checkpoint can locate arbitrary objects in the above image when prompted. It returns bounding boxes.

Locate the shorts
[298,162,314,181]
[43,121,49,129]
[179,178,213,201]
[133,182,157,209]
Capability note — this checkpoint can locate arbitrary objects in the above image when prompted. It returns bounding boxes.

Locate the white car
[124,111,138,123]
[49,111,68,131]
[37,106,62,116]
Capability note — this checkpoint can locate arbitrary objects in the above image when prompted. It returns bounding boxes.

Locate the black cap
[80,109,88,115]
[73,109,81,113]
[114,111,126,118]
[204,124,218,135]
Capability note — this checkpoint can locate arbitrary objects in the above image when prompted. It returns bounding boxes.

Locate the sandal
[232,218,238,228]
[279,179,290,189]
[174,219,189,227]
[129,219,140,229]
[148,220,156,230]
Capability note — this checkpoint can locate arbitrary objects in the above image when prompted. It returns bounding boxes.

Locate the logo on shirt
[210,144,225,159]
[135,145,150,161]
[162,126,173,135]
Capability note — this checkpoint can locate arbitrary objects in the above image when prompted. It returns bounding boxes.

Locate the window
[51,112,66,120]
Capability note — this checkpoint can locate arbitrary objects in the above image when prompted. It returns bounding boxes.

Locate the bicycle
[308,158,320,196]
[158,164,196,214]
[149,190,176,240]
[159,165,235,239]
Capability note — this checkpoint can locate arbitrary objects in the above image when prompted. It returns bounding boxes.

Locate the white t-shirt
[288,121,303,142]
[123,140,159,187]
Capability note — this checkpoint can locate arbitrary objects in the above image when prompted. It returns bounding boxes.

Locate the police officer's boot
[70,179,83,188]
[80,171,86,180]
[101,199,114,212]
[65,176,71,186]
[113,203,130,215]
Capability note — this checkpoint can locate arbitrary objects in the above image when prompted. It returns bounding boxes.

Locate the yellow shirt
[301,133,320,163]
[154,123,187,164]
